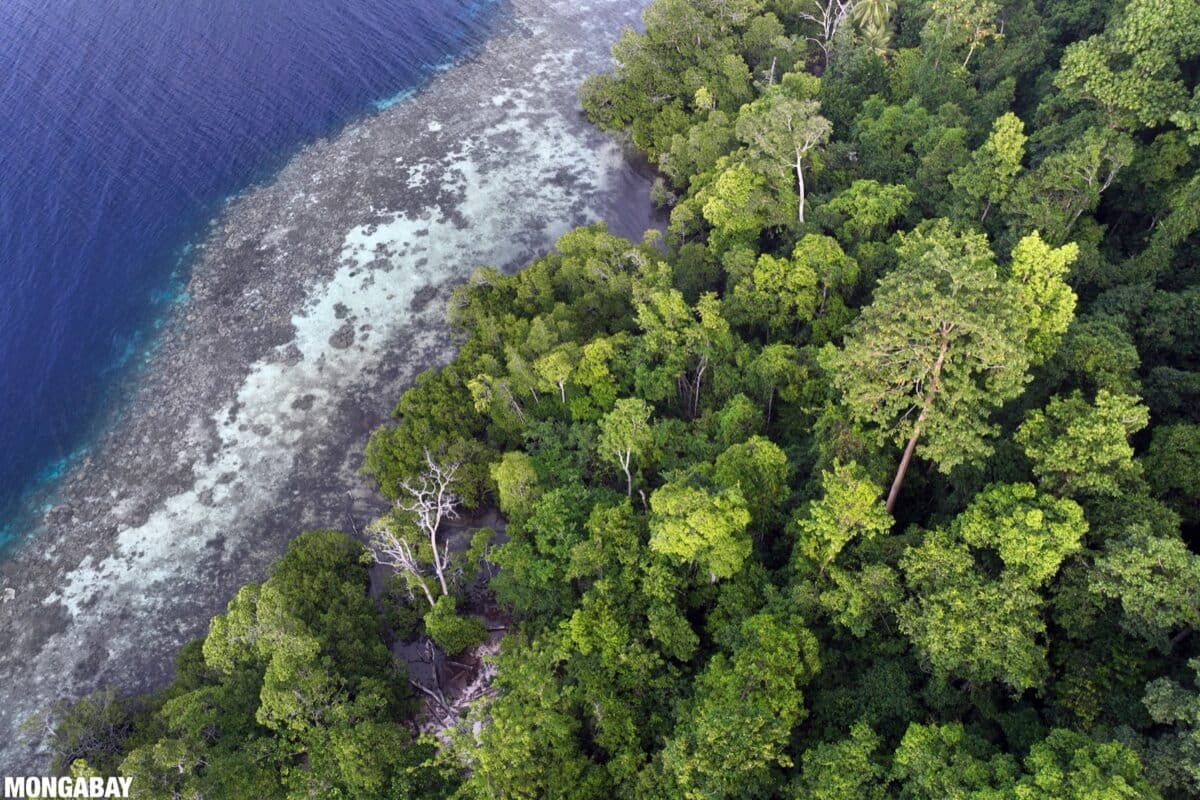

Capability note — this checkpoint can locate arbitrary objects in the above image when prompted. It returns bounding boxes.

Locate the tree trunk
[795,152,806,223]
[431,535,450,597]
[416,578,437,608]
[621,451,633,497]
[886,423,923,514]
[885,332,951,513]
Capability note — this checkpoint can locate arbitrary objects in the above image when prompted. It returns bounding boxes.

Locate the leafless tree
[368,450,460,606]
[799,0,854,67]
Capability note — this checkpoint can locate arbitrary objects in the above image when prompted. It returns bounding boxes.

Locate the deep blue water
[0,0,501,547]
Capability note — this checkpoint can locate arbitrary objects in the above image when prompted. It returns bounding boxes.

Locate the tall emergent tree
[826,221,1076,512]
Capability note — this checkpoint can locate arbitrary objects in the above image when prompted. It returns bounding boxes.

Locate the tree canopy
[52,0,1200,797]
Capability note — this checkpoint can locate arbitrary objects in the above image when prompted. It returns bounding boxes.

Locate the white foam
[4,0,652,771]
[43,7,631,623]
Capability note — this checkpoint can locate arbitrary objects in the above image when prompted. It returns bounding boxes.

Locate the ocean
[0,0,655,768]
[0,0,501,549]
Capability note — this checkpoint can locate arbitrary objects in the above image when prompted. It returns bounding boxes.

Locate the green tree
[1137,658,1200,795]
[597,398,654,496]
[727,248,819,336]
[793,721,887,800]
[735,91,832,222]
[1008,232,1079,364]
[697,161,780,242]
[890,723,1019,798]
[491,451,542,519]
[661,613,820,799]
[921,0,1002,69]
[955,483,1087,586]
[1017,728,1160,799]
[795,460,891,574]
[649,479,752,580]
[1090,525,1200,650]
[30,690,132,775]
[822,179,913,245]
[1016,390,1149,498]
[1054,0,1200,130]
[851,0,895,52]
[712,435,790,534]
[633,289,735,418]
[826,221,1073,512]
[1005,128,1135,244]
[456,633,603,800]
[818,562,903,638]
[1046,314,1142,395]
[662,110,737,189]
[1144,424,1200,524]
[899,484,1086,690]
[423,595,489,655]
[949,112,1026,222]
[747,343,808,422]
[713,393,765,448]
[535,344,580,404]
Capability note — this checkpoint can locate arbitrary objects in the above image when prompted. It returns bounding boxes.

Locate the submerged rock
[0,0,656,770]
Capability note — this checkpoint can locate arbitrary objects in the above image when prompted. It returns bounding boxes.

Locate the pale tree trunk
[886,421,923,514]
[369,526,438,607]
[798,0,850,68]
[620,450,633,497]
[963,40,977,69]
[429,514,451,596]
[795,151,807,223]
[398,451,460,597]
[507,389,526,422]
[691,357,707,418]
[415,579,436,608]
[885,330,951,513]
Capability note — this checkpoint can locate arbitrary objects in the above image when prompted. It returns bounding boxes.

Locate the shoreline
[0,0,506,556]
[0,0,508,547]
[0,0,656,771]
[0,0,507,556]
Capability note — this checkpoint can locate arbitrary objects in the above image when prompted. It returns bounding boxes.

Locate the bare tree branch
[367,449,461,605]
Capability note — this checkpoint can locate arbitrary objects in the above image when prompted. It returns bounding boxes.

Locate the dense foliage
[51,0,1200,796]
[49,532,456,798]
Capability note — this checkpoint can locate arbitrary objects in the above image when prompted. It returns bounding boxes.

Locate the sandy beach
[0,0,655,770]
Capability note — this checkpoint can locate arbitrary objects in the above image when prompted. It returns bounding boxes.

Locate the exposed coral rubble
[0,0,656,770]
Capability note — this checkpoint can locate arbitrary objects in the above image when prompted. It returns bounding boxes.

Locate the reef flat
[0,0,655,770]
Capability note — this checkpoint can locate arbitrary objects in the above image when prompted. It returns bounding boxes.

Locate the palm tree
[859,17,895,58]
[850,0,895,32]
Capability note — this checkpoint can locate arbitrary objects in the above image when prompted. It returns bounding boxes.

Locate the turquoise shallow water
[0,0,502,548]
[0,0,659,772]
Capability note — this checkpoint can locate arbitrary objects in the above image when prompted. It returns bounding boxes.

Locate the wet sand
[0,0,655,770]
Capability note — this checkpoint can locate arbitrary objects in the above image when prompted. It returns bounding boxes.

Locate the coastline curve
[0,0,655,770]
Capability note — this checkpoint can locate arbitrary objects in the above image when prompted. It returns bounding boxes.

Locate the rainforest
[39,0,1200,797]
